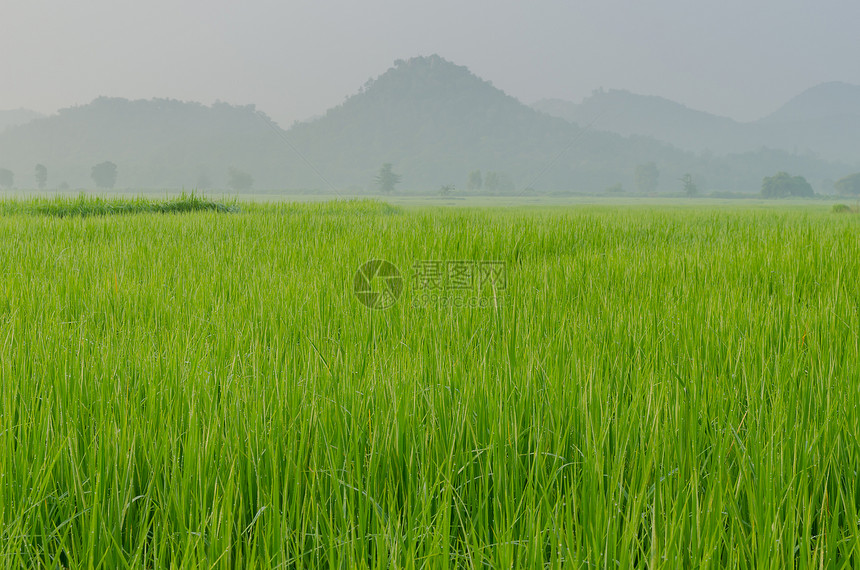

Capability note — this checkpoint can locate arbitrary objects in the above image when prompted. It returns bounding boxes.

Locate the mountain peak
[351,54,502,104]
[0,57,851,193]
[760,81,860,123]
[393,53,456,68]
[287,56,575,189]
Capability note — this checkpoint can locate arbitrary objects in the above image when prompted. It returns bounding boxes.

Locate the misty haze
[2,1,860,567]
[2,57,860,195]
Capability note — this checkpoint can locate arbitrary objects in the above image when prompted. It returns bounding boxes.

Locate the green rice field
[1,196,859,568]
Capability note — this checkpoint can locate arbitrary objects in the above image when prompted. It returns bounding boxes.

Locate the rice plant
[0,192,238,218]
[0,200,858,568]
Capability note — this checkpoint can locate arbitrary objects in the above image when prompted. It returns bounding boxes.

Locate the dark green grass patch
[0,192,238,218]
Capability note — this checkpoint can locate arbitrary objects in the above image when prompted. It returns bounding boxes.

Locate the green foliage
[635,162,659,193]
[227,167,254,191]
[761,171,814,198]
[832,203,853,213]
[91,161,118,189]
[2,203,860,566]
[34,163,47,189]
[834,172,860,195]
[277,198,400,217]
[374,163,401,194]
[681,173,698,196]
[0,192,238,217]
[0,167,13,188]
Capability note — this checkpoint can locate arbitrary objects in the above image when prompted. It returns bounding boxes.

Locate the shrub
[761,172,814,198]
[834,173,860,195]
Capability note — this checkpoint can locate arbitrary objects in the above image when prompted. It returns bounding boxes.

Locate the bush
[834,173,860,195]
[762,172,814,198]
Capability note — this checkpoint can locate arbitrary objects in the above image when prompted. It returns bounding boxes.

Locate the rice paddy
[1,197,859,568]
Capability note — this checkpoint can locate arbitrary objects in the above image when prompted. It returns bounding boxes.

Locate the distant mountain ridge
[258,56,855,193]
[0,97,288,189]
[0,56,854,193]
[285,55,646,191]
[534,82,860,164]
[760,81,860,124]
[534,90,746,156]
[0,108,43,133]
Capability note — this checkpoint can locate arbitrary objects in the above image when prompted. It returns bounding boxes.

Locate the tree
[0,168,13,189]
[635,162,659,193]
[35,164,47,190]
[680,173,698,197]
[91,161,118,189]
[834,173,860,195]
[761,172,814,198]
[374,163,401,194]
[227,167,253,191]
[483,171,515,193]
[439,184,454,196]
[467,170,482,191]
[484,171,499,192]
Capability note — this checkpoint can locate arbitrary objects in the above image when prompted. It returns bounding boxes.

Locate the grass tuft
[0,192,238,217]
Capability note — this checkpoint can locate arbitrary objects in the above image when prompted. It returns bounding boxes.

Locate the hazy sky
[2,0,858,126]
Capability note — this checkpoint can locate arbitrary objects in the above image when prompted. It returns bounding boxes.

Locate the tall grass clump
[0,192,238,218]
[0,202,859,567]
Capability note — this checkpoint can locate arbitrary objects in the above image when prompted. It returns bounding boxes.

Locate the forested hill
[286,55,708,192]
[534,82,860,165]
[0,108,43,133]
[0,56,853,193]
[0,98,293,189]
[270,55,852,193]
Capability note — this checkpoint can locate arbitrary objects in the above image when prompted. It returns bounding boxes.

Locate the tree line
[0,163,258,191]
[2,158,859,197]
